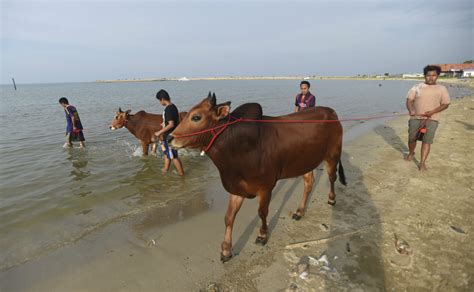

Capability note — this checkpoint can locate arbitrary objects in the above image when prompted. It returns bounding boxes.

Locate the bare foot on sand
[404,152,415,161]
[418,164,428,171]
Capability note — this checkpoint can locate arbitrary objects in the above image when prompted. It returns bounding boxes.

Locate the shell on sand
[394,233,412,255]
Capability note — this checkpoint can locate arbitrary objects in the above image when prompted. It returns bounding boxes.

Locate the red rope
[172,112,409,154]
[173,112,407,138]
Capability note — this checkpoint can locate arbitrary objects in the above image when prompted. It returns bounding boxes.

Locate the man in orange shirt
[405,65,450,171]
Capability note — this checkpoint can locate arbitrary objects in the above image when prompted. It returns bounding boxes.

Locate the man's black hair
[59,97,69,104]
[156,89,171,101]
[423,65,442,76]
[300,81,311,88]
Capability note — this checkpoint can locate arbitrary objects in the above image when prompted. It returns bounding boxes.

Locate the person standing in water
[292,81,320,210]
[154,89,185,176]
[59,97,85,148]
[294,80,316,112]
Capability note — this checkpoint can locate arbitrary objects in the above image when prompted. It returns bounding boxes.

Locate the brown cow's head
[109,108,132,130]
[169,92,231,149]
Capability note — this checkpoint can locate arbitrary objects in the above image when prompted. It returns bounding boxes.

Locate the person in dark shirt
[292,81,317,209]
[154,89,184,176]
[294,80,316,112]
[59,97,85,148]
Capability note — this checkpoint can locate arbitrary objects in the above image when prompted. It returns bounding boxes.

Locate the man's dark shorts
[163,139,178,159]
[408,119,438,144]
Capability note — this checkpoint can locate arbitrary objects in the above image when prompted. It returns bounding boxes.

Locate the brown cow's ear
[216,102,231,119]
[125,110,131,117]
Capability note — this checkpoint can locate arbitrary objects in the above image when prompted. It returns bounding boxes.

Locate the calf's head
[169,92,230,149]
[109,108,131,130]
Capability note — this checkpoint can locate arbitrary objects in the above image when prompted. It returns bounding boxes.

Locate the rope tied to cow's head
[171,114,242,155]
[170,112,410,155]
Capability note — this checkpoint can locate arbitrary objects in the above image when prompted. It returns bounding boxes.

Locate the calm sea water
[0,79,470,270]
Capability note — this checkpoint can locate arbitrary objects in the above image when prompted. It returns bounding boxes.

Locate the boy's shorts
[162,139,178,159]
[408,119,438,144]
[66,130,85,143]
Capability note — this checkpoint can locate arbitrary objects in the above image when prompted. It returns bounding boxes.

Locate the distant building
[433,63,474,77]
[178,77,190,81]
[462,68,474,78]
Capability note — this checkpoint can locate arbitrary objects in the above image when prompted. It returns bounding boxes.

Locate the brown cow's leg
[140,140,149,155]
[292,171,314,221]
[221,194,244,262]
[256,191,271,245]
[326,159,337,205]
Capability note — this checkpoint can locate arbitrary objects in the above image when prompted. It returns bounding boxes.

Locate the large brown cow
[109,108,186,155]
[168,93,346,262]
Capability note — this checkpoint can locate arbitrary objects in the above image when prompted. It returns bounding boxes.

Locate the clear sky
[1,0,473,84]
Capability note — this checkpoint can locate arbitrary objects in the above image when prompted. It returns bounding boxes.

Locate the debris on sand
[296,256,310,279]
[394,233,412,255]
[450,225,466,234]
[200,282,221,292]
[288,283,298,291]
[296,254,340,281]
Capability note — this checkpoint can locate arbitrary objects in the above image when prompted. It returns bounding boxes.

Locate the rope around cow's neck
[170,112,410,155]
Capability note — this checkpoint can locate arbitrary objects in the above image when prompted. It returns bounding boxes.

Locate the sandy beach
[1,94,473,291]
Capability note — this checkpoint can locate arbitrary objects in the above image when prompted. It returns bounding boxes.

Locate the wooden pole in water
[12,78,17,90]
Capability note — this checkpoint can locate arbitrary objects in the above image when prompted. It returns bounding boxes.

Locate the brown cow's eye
[191,115,201,122]
[115,116,118,120]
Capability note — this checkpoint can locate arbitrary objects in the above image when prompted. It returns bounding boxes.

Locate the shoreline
[1,97,473,290]
[95,76,474,84]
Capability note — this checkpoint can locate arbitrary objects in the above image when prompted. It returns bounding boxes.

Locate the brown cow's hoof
[292,213,302,221]
[255,236,268,246]
[220,252,233,263]
[328,199,336,206]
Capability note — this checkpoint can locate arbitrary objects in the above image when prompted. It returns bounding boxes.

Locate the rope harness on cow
[171,112,411,155]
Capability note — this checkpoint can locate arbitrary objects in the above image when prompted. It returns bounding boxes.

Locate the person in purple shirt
[292,81,317,210]
[294,80,316,112]
[59,97,85,148]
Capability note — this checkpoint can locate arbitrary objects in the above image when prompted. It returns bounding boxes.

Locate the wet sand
[1,96,473,291]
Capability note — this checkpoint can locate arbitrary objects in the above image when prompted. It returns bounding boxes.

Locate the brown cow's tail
[338,160,347,186]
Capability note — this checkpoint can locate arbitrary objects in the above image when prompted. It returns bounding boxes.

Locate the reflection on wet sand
[122,159,214,236]
[324,153,386,289]
[66,149,90,181]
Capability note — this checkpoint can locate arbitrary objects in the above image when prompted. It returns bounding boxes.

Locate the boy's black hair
[300,81,311,88]
[423,65,442,76]
[156,89,171,101]
[59,97,69,104]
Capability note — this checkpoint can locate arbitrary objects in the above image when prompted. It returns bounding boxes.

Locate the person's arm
[154,120,175,137]
[406,99,416,116]
[294,96,299,112]
[66,107,78,130]
[422,104,450,118]
[309,95,315,108]
[423,87,450,118]
[405,88,416,116]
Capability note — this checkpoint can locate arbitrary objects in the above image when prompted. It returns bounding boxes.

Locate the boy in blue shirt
[59,97,85,148]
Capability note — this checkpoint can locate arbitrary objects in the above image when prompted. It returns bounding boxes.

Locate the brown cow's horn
[119,107,123,113]
[210,93,216,106]
[207,91,212,98]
